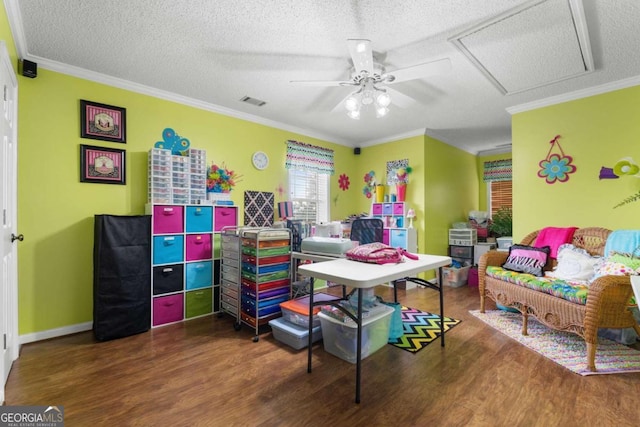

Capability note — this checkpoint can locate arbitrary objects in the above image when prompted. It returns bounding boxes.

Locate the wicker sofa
[479,227,640,372]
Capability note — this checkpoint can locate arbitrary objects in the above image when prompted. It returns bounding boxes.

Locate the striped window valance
[285,140,334,175]
[483,159,512,182]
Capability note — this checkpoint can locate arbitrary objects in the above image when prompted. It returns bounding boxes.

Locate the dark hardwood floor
[5,284,640,427]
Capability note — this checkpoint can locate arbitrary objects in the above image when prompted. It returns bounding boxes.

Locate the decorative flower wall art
[362,170,376,198]
[338,173,350,191]
[537,135,576,184]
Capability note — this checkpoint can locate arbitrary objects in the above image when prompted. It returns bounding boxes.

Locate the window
[288,169,329,223]
[489,180,512,217]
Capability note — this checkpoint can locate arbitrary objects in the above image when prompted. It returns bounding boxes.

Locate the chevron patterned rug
[389,306,461,353]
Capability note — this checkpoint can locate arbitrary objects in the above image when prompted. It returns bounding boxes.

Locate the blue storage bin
[185,206,213,232]
[153,235,184,264]
[185,261,212,290]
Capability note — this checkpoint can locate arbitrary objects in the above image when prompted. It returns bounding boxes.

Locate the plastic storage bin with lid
[318,304,393,364]
[279,292,340,328]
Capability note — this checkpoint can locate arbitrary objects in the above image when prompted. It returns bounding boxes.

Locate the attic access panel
[450,0,593,95]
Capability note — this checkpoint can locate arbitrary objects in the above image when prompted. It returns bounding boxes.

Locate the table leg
[439,266,445,347]
[307,277,315,373]
[355,287,362,404]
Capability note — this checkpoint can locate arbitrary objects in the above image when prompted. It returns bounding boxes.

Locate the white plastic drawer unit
[448,229,477,246]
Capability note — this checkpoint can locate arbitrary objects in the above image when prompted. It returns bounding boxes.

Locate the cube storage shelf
[370,201,417,289]
[370,202,417,251]
[147,203,238,328]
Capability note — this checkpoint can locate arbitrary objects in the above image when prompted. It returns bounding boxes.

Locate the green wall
[16,67,358,334]
[353,135,426,251]
[512,85,640,241]
[424,136,478,259]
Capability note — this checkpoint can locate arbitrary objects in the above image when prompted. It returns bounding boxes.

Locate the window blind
[288,169,329,223]
[490,180,512,217]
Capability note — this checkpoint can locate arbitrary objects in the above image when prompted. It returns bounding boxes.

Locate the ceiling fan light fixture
[344,95,359,112]
[375,91,391,107]
[347,109,361,120]
[375,106,389,118]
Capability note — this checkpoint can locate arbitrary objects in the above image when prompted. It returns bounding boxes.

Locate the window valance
[285,140,334,175]
[483,159,512,182]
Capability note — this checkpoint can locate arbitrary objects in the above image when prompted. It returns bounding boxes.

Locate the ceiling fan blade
[385,87,417,109]
[386,58,452,84]
[347,39,374,75]
[289,79,351,87]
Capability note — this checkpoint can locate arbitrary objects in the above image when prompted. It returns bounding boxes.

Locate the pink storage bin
[393,202,405,215]
[153,205,184,234]
[372,203,383,215]
[214,206,238,231]
[153,294,184,326]
[185,234,212,261]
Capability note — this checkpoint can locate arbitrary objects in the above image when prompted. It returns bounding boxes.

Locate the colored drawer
[221,293,238,308]
[390,229,407,248]
[222,263,239,281]
[214,259,221,285]
[382,203,393,215]
[153,264,184,295]
[221,300,237,315]
[153,294,184,326]
[395,216,404,228]
[185,261,212,290]
[185,233,212,261]
[185,288,213,318]
[185,206,213,232]
[153,235,184,265]
[241,254,290,265]
[382,229,390,246]
[450,245,473,259]
[393,202,405,215]
[371,203,383,215]
[213,233,221,259]
[221,280,238,299]
[214,206,238,232]
[153,205,184,234]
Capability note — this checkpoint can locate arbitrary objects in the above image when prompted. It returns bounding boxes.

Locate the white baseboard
[19,322,93,345]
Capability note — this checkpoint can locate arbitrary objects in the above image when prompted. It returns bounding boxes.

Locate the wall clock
[252,151,269,170]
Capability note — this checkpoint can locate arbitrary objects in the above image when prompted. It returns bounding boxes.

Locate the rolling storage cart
[240,228,292,341]
[220,226,242,329]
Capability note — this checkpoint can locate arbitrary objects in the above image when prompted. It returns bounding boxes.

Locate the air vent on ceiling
[240,96,267,107]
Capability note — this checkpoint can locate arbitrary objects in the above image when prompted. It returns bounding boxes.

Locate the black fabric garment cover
[93,215,151,341]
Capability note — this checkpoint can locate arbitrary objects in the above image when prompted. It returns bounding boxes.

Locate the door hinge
[2,209,5,226]
[3,85,6,102]
[3,334,6,350]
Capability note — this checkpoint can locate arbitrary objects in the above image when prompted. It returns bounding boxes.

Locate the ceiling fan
[290,39,451,119]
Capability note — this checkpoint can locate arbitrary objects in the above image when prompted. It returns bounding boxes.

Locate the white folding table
[297,254,451,403]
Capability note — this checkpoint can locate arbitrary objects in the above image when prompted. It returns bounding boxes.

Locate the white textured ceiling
[6,0,640,153]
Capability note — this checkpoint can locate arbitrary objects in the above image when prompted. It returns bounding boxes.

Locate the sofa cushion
[486,266,589,304]
[502,244,550,277]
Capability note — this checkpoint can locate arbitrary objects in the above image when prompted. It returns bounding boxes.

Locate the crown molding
[22,53,356,148]
[507,74,640,115]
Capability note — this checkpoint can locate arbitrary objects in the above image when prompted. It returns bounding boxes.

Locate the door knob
[11,233,24,242]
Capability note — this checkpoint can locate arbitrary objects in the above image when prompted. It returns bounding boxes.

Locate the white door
[0,41,19,404]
